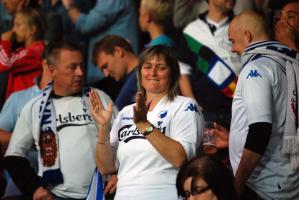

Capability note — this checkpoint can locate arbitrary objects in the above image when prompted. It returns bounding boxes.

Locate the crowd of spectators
[0,0,299,199]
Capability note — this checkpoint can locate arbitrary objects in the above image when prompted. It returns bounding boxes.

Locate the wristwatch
[143,124,154,137]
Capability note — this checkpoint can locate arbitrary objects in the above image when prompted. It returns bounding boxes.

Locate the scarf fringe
[290,154,299,171]
[282,136,299,154]
[242,42,299,171]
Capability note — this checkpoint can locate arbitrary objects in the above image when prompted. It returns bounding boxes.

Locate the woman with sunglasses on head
[89,45,204,200]
[176,156,237,200]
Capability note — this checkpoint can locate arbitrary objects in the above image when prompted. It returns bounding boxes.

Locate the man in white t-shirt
[4,41,118,200]
[183,0,241,129]
[228,11,299,199]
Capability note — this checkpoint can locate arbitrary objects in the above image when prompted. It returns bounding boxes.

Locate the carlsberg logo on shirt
[118,124,166,143]
[56,112,94,131]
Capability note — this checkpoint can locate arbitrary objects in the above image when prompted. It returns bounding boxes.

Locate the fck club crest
[39,128,57,167]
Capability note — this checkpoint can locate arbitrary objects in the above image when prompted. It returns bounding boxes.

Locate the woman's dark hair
[176,156,237,200]
[137,45,180,101]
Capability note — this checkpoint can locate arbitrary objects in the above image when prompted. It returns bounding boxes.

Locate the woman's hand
[89,90,113,127]
[133,92,150,124]
[1,31,13,41]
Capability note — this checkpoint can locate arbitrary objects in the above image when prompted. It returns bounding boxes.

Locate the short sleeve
[241,60,273,124]
[170,99,204,159]
[179,61,192,75]
[5,103,34,158]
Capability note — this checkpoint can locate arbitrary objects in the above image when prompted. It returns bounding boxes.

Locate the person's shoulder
[183,17,204,33]
[4,85,41,108]
[173,96,200,110]
[174,95,197,103]
[119,103,134,113]
[19,92,44,116]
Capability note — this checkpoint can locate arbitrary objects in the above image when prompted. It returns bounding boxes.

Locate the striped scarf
[241,41,299,170]
[38,82,92,185]
[184,33,238,98]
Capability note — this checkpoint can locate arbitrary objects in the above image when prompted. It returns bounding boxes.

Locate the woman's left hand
[133,91,150,125]
[89,90,113,128]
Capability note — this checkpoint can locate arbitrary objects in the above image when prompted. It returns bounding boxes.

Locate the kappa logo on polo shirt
[185,103,198,112]
[56,112,94,131]
[246,69,262,79]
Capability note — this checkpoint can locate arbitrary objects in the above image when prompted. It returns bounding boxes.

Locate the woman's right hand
[89,90,113,127]
[1,31,13,41]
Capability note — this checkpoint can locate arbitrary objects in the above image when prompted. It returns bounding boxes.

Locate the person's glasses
[182,185,210,200]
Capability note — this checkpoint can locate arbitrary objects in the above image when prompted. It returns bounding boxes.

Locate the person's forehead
[59,50,83,61]
[98,52,113,63]
[283,3,299,13]
[144,55,166,63]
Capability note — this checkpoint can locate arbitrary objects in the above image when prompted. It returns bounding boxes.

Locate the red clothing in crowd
[0,40,44,100]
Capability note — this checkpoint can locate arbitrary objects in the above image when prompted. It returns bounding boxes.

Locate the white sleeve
[241,61,273,124]
[5,103,34,158]
[179,61,192,75]
[170,99,204,160]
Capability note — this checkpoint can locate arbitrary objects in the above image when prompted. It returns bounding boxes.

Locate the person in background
[89,45,204,200]
[176,156,237,200]
[0,7,45,103]
[138,0,195,98]
[40,0,92,43]
[183,0,241,129]
[0,45,52,199]
[228,11,299,199]
[92,35,139,110]
[62,0,139,84]
[274,0,299,51]
[173,0,263,30]
[4,41,118,200]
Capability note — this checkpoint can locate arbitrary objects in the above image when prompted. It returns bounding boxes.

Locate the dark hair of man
[279,0,299,9]
[92,35,134,65]
[137,45,180,101]
[16,7,46,41]
[176,156,237,200]
[46,41,84,66]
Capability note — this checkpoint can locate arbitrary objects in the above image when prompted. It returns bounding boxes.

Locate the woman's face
[141,55,170,96]
[12,13,34,43]
[182,177,217,200]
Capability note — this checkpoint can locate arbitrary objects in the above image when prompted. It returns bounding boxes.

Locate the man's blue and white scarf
[241,41,299,170]
[38,83,93,184]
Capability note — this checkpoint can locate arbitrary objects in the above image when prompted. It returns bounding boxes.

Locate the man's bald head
[228,11,270,54]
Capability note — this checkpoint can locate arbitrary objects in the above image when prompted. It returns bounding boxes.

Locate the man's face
[228,23,247,55]
[96,51,127,82]
[3,0,21,14]
[276,2,299,33]
[209,0,235,13]
[50,49,85,96]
